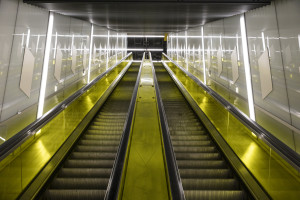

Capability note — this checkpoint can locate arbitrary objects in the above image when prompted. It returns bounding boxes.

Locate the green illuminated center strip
[120,60,170,200]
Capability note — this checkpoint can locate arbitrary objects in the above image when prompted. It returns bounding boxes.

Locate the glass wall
[0,0,128,145]
[168,0,300,154]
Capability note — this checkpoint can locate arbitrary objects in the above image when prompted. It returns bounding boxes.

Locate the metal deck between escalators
[38,63,139,200]
[155,63,249,200]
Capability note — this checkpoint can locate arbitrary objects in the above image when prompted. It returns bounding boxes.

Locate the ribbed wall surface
[40,63,139,200]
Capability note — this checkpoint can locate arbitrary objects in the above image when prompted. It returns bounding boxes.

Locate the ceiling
[24,0,271,34]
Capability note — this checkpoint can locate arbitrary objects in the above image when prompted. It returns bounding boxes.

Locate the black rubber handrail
[105,53,145,200]
[0,52,132,161]
[150,52,185,200]
[162,52,300,171]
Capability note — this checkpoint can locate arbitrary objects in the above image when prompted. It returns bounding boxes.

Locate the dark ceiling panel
[24,0,271,34]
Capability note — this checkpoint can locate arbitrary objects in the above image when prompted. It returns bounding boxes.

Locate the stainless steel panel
[258,50,272,99]
[231,47,239,83]
[54,46,62,81]
[20,48,35,98]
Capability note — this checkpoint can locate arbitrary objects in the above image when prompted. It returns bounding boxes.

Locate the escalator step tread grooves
[155,64,247,200]
[41,64,139,200]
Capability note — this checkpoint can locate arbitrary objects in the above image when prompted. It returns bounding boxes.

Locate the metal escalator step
[58,168,112,178]
[86,130,121,135]
[89,126,124,131]
[92,121,125,126]
[177,160,227,169]
[70,152,116,160]
[172,140,212,146]
[171,135,209,141]
[170,130,206,135]
[82,134,120,140]
[167,121,202,126]
[94,117,125,122]
[175,152,221,160]
[45,189,106,200]
[75,145,118,152]
[169,126,203,131]
[182,178,240,190]
[79,139,120,146]
[51,178,109,189]
[179,169,232,179]
[99,112,127,116]
[167,118,199,123]
[173,146,216,153]
[184,190,246,200]
[64,159,114,168]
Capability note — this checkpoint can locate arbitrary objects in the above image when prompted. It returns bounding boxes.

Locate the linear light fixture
[26,29,30,48]
[201,26,207,84]
[261,32,266,52]
[0,136,5,141]
[240,14,255,121]
[87,24,94,83]
[126,35,164,38]
[106,30,110,69]
[37,12,54,119]
[127,48,163,51]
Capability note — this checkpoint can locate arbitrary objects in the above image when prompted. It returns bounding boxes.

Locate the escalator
[155,63,249,200]
[38,63,139,200]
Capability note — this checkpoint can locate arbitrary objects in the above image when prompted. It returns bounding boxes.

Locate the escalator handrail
[0,52,133,162]
[105,53,146,200]
[162,52,300,171]
[150,52,185,200]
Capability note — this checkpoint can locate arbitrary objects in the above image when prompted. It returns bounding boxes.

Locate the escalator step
[173,146,216,153]
[172,140,212,146]
[51,178,109,189]
[45,189,106,200]
[182,179,240,190]
[92,121,125,126]
[75,145,118,152]
[170,130,206,135]
[82,130,121,140]
[64,159,114,168]
[70,152,116,160]
[184,190,246,200]
[175,152,221,160]
[89,126,124,131]
[58,168,111,178]
[79,139,120,146]
[171,135,209,141]
[177,160,227,169]
[179,169,232,179]
[82,134,120,140]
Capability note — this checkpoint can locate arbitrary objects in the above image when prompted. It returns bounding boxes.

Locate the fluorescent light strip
[127,35,164,38]
[0,136,5,141]
[36,34,40,53]
[201,26,207,84]
[127,48,163,51]
[87,24,94,83]
[106,30,110,69]
[261,32,266,52]
[298,35,300,51]
[240,14,256,121]
[26,29,30,48]
[37,12,54,119]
